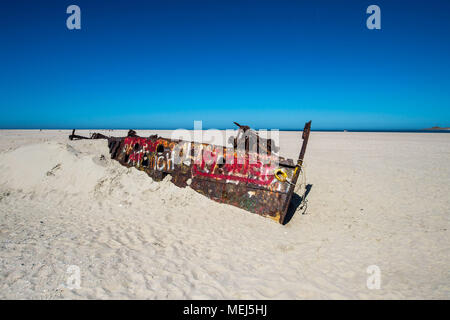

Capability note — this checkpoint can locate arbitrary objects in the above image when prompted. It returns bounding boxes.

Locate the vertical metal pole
[280,121,311,224]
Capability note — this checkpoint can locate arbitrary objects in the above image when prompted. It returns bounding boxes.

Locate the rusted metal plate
[69,122,311,224]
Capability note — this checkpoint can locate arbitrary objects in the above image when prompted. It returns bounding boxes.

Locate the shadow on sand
[283,184,313,225]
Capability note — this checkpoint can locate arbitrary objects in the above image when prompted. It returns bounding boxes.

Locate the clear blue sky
[0,0,449,130]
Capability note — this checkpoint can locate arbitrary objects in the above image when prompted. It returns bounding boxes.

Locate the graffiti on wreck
[122,137,180,171]
[68,121,311,224]
[122,137,278,186]
[120,136,279,185]
[192,148,276,186]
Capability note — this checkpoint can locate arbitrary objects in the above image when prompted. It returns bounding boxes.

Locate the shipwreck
[69,121,311,224]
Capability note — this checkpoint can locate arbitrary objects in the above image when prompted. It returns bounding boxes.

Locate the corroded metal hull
[70,121,311,224]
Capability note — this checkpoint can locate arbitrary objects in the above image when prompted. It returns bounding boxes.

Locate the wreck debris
[69,129,109,141]
[69,121,311,224]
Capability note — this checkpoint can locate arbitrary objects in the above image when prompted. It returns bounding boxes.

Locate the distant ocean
[303,129,450,133]
[10,128,449,133]
[97,129,450,133]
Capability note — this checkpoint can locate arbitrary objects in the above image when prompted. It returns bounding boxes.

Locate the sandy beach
[0,130,449,299]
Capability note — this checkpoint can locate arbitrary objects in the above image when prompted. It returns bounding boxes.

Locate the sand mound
[0,141,220,212]
[0,142,109,194]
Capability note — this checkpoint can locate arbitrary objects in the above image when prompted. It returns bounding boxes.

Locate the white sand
[0,129,449,299]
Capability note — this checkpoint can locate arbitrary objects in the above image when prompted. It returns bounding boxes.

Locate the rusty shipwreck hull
[69,121,311,224]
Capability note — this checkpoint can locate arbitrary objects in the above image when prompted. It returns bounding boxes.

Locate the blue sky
[0,0,449,130]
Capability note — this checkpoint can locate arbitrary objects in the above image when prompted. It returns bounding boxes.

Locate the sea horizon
[1,128,450,133]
